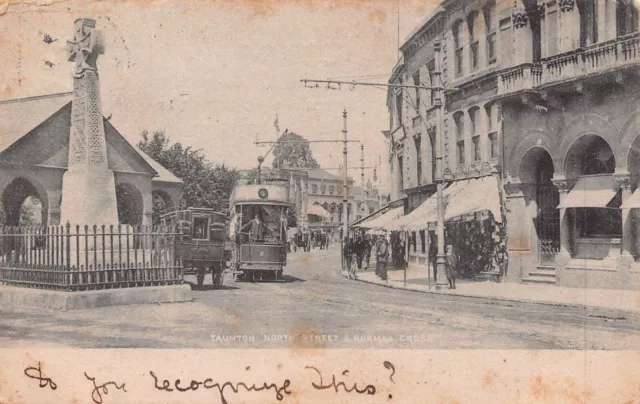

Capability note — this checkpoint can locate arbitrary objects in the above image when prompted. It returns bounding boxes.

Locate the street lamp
[433,40,448,289]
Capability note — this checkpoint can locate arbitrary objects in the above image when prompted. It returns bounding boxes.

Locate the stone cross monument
[60,18,119,225]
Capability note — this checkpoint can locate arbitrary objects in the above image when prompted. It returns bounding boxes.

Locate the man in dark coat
[376,237,389,281]
[354,236,364,269]
[428,233,438,282]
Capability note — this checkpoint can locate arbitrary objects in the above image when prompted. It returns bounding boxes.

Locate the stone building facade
[385,0,640,289]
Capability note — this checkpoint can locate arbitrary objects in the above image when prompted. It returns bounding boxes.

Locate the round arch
[152,189,174,210]
[564,134,616,179]
[508,128,558,181]
[557,114,622,175]
[519,146,556,184]
[619,108,640,172]
[116,183,143,226]
[1,177,49,226]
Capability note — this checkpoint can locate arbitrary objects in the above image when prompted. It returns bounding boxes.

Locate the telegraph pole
[301,72,456,278]
[342,109,349,240]
[433,40,448,289]
[360,144,365,220]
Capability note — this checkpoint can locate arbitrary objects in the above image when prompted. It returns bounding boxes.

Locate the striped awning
[357,206,404,230]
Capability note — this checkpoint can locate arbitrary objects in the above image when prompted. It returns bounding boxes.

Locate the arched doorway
[520,147,559,264]
[116,183,143,226]
[1,178,47,227]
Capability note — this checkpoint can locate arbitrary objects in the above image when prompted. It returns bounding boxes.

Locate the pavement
[342,264,640,314]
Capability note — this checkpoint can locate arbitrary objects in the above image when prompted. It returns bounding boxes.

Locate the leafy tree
[272,131,320,169]
[138,131,239,221]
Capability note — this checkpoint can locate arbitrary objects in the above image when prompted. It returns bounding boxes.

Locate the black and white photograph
[1,0,640,402]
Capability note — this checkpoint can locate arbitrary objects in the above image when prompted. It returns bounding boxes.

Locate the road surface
[1,246,639,349]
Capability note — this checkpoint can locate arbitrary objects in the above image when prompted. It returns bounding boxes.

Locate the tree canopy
[272,131,320,169]
[138,131,238,222]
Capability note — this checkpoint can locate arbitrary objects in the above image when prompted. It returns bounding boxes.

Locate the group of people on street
[343,230,457,289]
[289,230,331,253]
[343,234,390,281]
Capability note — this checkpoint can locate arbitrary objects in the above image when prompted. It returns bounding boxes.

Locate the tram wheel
[245,271,254,282]
[276,270,283,280]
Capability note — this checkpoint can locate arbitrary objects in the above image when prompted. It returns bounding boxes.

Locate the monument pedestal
[60,166,119,226]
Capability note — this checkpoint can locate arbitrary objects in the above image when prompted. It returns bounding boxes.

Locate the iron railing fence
[0,223,183,291]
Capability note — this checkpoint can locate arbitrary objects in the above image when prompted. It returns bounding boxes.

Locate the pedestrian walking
[428,232,437,282]
[354,236,364,269]
[376,237,389,281]
[363,235,371,269]
[445,244,457,289]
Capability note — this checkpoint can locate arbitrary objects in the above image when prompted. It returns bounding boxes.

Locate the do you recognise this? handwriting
[23,360,396,403]
[23,362,127,404]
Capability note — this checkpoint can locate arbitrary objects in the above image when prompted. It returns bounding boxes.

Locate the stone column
[557,0,580,53]
[616,174,634,259]
[552,178,574,258]
[479,104,489,163]
[512,0,533,65]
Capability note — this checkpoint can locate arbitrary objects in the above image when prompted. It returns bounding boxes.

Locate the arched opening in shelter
[151,190,174,225]
[1,178,47,227]
[520,147,559,263]
[116,183,143,226]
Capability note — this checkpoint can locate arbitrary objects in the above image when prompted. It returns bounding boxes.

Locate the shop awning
[444,176,503,222]
[557,175,618,209]
[395,176,502,231]
[307,204,332,219]
[358,206,404,230]
[622,189,640,209]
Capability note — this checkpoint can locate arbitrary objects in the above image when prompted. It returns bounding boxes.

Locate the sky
[0,0,436,193]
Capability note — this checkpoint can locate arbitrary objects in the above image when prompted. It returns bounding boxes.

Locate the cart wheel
[213,272,224,288]
[196,267,205,287]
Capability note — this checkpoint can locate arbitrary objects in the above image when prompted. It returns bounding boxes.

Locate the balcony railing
[496,33,640,96]
[497,63,542,95]
[542,32,640,85]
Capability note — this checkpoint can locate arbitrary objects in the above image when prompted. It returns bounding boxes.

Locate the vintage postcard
[1,0,640,402]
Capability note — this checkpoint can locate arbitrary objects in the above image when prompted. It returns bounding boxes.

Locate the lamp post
[433,40,448,289]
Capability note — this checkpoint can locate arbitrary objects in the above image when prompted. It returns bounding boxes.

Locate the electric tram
[228,173,291,281]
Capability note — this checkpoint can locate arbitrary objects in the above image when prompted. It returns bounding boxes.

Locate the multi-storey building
[385,0,640,289]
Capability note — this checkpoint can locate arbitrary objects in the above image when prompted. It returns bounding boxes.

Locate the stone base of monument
[0,284,192,310]
[59,166,120,226]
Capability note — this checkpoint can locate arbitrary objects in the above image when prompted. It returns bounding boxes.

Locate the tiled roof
[0,92,72,153]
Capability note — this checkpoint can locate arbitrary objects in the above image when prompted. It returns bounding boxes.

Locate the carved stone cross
[67,18,102,77]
